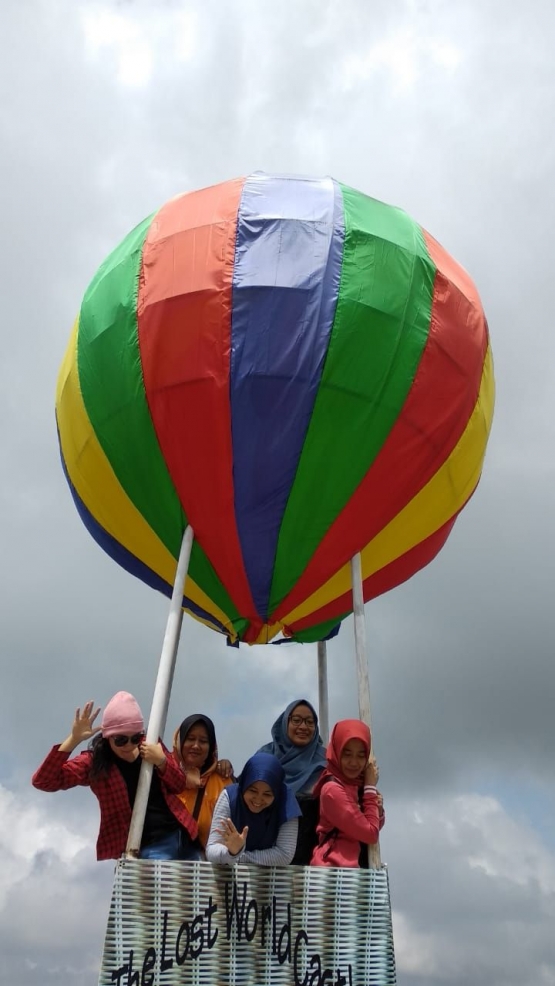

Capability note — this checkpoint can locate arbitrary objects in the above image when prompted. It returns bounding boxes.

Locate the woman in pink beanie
[32,693,198,861]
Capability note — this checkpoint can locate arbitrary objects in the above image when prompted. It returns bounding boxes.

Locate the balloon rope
[126,525,195,856]
[351,552,382,869]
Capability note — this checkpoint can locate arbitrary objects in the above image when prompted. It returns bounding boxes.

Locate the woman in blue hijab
[258,699,327,864]
[205,753,301,866]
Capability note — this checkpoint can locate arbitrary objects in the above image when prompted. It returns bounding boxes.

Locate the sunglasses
[112,732,143,748]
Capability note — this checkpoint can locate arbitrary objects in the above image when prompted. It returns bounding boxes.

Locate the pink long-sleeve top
[311,780,382,868]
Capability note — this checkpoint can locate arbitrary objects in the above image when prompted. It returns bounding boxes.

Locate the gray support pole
[350,552,382,868]
[317,641,330,745]
[126,525,194,856]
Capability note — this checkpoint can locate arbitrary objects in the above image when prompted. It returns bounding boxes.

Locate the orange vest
[177,772,232,848]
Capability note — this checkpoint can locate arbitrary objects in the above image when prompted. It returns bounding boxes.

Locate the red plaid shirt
[32,744,197,861]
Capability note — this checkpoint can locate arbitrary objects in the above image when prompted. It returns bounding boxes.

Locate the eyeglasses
[289,715,316,727]
[112,733,143,748]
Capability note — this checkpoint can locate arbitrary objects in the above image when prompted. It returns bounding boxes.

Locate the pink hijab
[313,718,371,794]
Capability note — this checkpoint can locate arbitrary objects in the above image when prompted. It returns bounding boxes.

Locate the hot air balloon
[56,173,494,647]
[55,175,493,985]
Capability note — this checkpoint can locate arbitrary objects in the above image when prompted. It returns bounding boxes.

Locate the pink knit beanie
[101,692,144,737]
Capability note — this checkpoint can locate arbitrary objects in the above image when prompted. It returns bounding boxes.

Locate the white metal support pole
[350,551,382,868]
[126,525,194,856]
[317,641,330,745]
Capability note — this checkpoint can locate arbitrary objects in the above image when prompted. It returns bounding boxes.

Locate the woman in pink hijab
[310,719,384,868]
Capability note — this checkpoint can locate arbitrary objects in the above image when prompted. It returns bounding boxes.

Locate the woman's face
[340,739,367,780]
[108,733,142,762]
[243,781,275,813]
[181,723,210,770]
[286,703,316,747]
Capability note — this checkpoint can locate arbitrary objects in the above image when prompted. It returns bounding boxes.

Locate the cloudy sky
[1,0,554,983]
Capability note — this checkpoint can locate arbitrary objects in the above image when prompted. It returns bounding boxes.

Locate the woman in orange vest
[173,714,233,853]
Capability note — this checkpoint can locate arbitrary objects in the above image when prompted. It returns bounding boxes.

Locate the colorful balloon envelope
[56,173,494,645]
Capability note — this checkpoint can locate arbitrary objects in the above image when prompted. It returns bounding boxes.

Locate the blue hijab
[258,699,327,795]
[227,753,301,851]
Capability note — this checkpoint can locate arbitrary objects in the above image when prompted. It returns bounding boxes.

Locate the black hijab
[178,714,217,774]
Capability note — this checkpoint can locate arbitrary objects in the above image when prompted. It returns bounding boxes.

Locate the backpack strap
[357,785,369,869]
[192,786,206,821]
[320,826,340,860]
[317,776,340,858]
